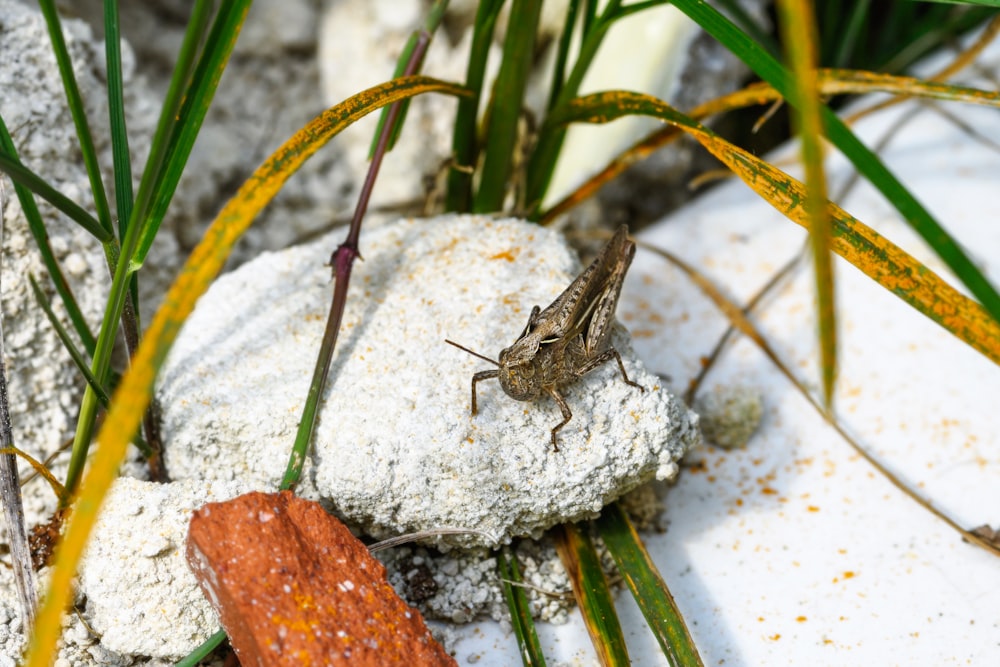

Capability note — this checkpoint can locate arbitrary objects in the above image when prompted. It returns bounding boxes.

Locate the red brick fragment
[186,490,455,666]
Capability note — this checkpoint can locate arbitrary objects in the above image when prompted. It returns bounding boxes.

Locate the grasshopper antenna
[445,339,499,366]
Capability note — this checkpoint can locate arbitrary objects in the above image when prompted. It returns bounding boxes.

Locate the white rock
[159,216,700,547]
[77,477,250,660]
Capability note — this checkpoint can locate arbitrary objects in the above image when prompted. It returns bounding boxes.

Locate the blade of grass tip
[24,75,473,667]
[0,116,97,354]
[498,546,548,667]
[369,0,450,157]
[595,504,702,667]
[63,0,250,497]
[28,275,112,410]
[281,34,443,490]
[777,0,836,407]
[473,0,545,213]
[555,522,630,667]
[0,185,38,631]
[668,0,1000,328]
[36,0,114,239]
[445,0,505,213]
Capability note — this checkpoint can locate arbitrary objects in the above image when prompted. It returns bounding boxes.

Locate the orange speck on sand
[761,487,778,495]
[489,249,519,262]
[734,498,744,507]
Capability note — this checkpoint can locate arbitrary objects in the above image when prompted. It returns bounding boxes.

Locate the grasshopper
[446,225,644,451]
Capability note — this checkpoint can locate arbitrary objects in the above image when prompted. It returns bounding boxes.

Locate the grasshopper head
[497,342,542,400]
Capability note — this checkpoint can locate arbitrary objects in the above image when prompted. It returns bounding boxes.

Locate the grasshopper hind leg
[577,347,644,392]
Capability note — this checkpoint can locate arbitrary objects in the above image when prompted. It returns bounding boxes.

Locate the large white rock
[158,215,700,547]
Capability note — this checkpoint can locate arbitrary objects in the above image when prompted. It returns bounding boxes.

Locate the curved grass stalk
[637,239,1000,560]
[547,90,1000,366]
[542,67,1000,224]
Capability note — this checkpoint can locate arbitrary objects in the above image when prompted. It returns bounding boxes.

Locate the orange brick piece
[186,490,456,666]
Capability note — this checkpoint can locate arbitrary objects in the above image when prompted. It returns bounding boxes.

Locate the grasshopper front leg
[544,386,573,452]
[470,369,499,415]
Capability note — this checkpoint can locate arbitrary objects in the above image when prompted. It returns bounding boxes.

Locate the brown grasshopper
[446,225,644,451]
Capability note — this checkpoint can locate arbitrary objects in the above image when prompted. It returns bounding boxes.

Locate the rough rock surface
[78,477,251,660]
[159,216,700,548]
[187,491,455,666]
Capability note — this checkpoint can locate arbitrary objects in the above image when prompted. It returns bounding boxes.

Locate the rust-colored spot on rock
[489,248,519,262]
[186,491,455,666]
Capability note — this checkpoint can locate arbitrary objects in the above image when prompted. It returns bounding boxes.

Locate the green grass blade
[714,0,780,55]
[498,547,547,666]
[831,0,871,69]
[132,1,252,269]
[524,0,619,212]
[0,154,109,242]
[368,0,450,157]
[668,0,1000,328]
[525,0,670,213]
[777,0,836,406]
[36,0,114,239]
[444,0,505,212]
[62,1,251,499]
[175,629,227,667]
[129,0,214,245]
[103,0,134,239]
[547,0,584,113]
[0,118,97,354]
[473,0,544,212]
[28,275,110,409]
[104,0,143,336]
[595,504,703,667]
[555,522,630,666]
